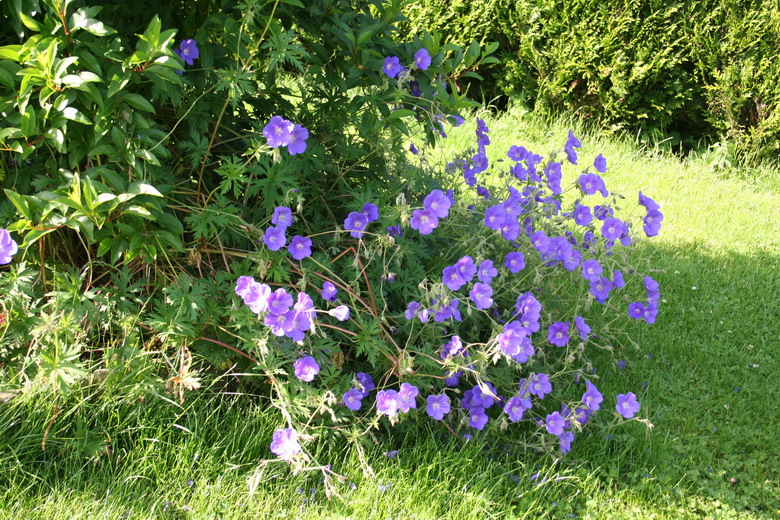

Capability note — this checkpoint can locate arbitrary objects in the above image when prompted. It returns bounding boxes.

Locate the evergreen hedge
[403,0,780,161]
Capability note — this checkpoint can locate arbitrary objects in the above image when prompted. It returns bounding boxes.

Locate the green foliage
[403,0,780,162]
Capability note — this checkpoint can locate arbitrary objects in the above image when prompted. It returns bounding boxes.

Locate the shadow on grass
[1,241,778,518]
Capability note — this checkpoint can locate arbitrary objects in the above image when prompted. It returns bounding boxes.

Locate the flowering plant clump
[232,112,662,477]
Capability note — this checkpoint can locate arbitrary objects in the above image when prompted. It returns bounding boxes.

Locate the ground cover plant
[1,0,779,518]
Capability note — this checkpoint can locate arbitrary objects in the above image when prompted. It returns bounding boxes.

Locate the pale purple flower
[399,383,419,413]
[505,252,525,273]
[263,226,286,251]
[263,116,293,148]
[504,396,530,422]
[272,206,293,229]
[593,153,607,173]
[582,380,603,411]
[287,124,309,155]
[410,208,438,235]
[546,411,566,435]
[455,256,477,281]
[548,321,570,347]
[267,288,293,315]
[442,265,466,291]
[344,211,369,238]
[423,189,451,218]
[559,431,574,453]
[294,356,319,382]
[469,407,488,430]
[602,218,626,241]
[528,373,552,399]
[616,392,640,419]
[0,229,18,265]
[579,172,608,197]
[572,204,593,226]
[328,305,350,321]
[574,316,591,340]
[469,283,493,310]
[581,259,603,282]
[288,235,312,260]
[376,389,401,418]
[426,394,450,420]
[270,427,301,461]
[404,301,420,320]
[343,388,363,411]
[477,259,498,284]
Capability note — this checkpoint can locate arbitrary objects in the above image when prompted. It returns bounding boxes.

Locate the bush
[0,0,661,483]
[403,0,780,162]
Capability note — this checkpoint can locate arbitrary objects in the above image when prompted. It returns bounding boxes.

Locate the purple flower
[589,276,614,304]
[418,308,430,323]
[399,383,419,413]
[321,281,338,301]
[601,218,626,241]
[528,373,552,399]
[410,209,439,235]
[267,288,293,315]
[638,191,660,211]
[177,39,199,66]
[328,305,350,321]
[426,394,450,420]
[643,209,664,237]
[477,259,498,284]
[270,427,301,461]
[287,124,309,155]
[507,145,528,162]
[559,431,574,453]
[564,130,581,165]
[443,265,466,291]
[546,412,566,435]
[579,173,609,197]
[414,48,431,70]
[343,388,363,411]
[356,372,375,396]
[469,407,488,430]
[423,189,451,218]
[469,283,494,310]
[404,301,420,320]
[628,302,646,319]
[455,256,477,281]
[484,204,506,230]
[344,211,369,238]
[362,203,379,222]
[505,252,525,274]
[593,153,607,173]
[288,235,312,260]
[504,396,530,422]
[572,204,593,226]
[376,389,401,418]
[581,259,603,282]
[294,356,320,382]
[582,380,603,411]
[0,229,18,265]
[574,316,591,340]
[387,224,402,237]
[548,321,570,347]
[476,186,490,199]
[616,392,640,419]
[263,226,287,251]
[612,269,625,289]
[264,311,293,336]
[263,116,293,148]
[383,56,402,78]
[272,206,293,229]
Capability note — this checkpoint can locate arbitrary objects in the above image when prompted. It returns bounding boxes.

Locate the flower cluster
[262,205,314,262]
[263,116,309,155]
[383,48,432,79]
[246,120,661,464]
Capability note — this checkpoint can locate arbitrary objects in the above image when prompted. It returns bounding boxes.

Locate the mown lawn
[1,108,778,519]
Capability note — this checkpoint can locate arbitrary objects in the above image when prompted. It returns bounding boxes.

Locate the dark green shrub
[403,0,780,161]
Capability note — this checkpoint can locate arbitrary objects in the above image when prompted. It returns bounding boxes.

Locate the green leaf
[124,205,154,220]
[128,182,163,197]
[21,105,37,138]
[387,108,416,119]
[0,45,21,61]
[4,189,33,220]
[61,106,91,124]
[121,93,154,112]
[19,13,41,32]
[97,237,112,257]
[107,72,130,98]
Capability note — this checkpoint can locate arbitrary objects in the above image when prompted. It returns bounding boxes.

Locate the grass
[1,107,779,519]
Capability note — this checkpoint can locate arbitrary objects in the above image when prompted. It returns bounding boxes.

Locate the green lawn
[2,108,778,519]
